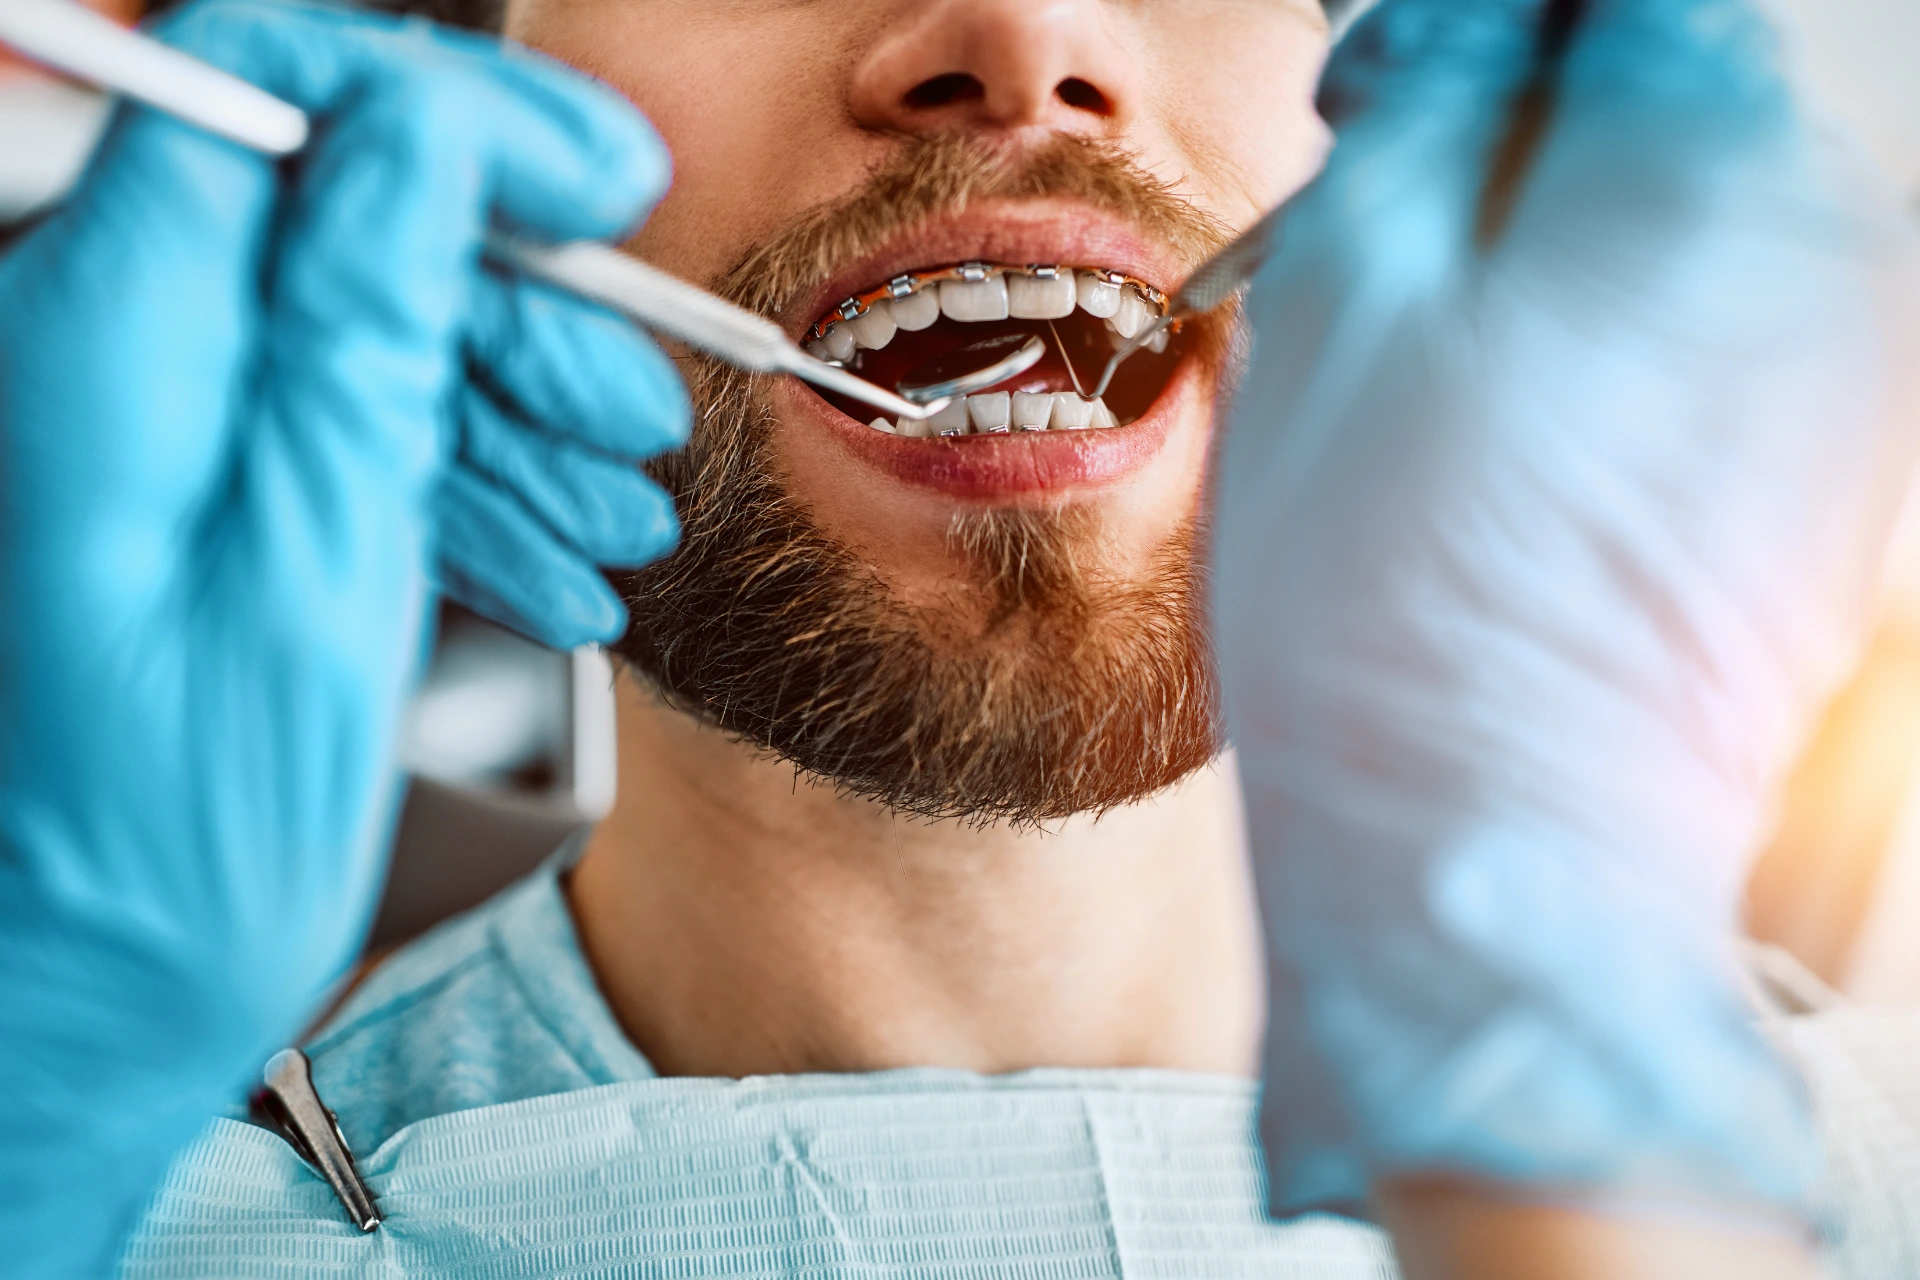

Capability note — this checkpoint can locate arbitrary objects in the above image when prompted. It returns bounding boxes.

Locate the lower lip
[780,356,1206,502]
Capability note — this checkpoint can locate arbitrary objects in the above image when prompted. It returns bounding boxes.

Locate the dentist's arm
[1218,0,1920,1270]
[0,2,686,1271]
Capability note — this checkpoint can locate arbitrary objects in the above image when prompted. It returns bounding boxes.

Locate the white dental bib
[115,853,1920,1278]
[119,1069,1398,1278]
[119,1008,1920,1279]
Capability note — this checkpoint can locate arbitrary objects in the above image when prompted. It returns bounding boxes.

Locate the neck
[569,671,1263,1079]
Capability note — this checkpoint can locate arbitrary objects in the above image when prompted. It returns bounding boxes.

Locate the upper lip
[785,200,1193,340]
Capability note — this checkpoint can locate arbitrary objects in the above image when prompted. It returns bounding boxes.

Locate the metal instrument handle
[0,0,942,422]
[255,1049,382,1233]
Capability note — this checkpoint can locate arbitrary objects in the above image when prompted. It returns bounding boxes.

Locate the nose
[849,0,1140,139]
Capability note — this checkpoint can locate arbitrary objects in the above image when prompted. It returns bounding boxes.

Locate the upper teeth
[940,274,1008,323]
[1005,270,1076,320]
[805,263,1168,363]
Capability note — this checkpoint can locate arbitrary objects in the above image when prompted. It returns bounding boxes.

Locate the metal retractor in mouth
[802,261,1187,438]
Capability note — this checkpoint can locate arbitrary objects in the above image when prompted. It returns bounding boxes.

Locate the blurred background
[1739,0,1920,1005]
[4,0,1920,995]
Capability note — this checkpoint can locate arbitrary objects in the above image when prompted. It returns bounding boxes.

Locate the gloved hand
[0,1,687,1271]
[1215,0,1920,1221]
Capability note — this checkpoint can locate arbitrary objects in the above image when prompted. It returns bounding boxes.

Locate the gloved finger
[9,0,669,564]
[467,265,692,459]
[434,467,635,650]
[1318,0,1789,265]
[153,0,669,243]
[1223,0,1914,1223]
[147,0,672,583]
[0,100,282,561]
[1316,2,1545,127]
[456,383,681,566]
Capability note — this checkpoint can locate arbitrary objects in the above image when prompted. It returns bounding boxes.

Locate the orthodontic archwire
[0,0,949,424]
[1046,318,1087,399]
[806,263,1171,349]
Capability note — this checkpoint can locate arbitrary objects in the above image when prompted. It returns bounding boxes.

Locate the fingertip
[563,574,630,645]
[561,294,693,448]
[581,471,681,567]
[488,49,673,241]
[472,275,692,456]
[543,85,671,238]
[594,99,673,223]
[627,336,694,451]
[441,538,627,650]
[616,486,681,567]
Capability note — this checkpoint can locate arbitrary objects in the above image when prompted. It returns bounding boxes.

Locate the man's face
[504,0,1332,822]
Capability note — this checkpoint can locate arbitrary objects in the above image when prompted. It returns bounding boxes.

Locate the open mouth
[803,261,1188,437]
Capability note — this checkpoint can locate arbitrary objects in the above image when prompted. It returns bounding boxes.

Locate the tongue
[898,333,1047,401]
[856,318,1088,400]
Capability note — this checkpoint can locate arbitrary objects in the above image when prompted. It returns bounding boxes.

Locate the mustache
[697,132,1234,323]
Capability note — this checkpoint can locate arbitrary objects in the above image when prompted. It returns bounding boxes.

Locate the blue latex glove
[1216,0,1920,1219]
[0,1,687,1271]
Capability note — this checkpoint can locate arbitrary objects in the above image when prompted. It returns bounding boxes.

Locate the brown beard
[607,135,1230,825]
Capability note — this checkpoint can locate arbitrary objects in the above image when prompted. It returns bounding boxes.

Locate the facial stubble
[607,136,1231,826]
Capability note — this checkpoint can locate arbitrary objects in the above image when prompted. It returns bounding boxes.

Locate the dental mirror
[897,333,1046,406]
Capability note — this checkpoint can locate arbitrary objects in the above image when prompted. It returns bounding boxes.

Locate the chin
[606,200,1226,822]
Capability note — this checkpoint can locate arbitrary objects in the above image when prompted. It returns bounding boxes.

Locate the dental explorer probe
[1088,201,1288,402]
[0,0,948,424]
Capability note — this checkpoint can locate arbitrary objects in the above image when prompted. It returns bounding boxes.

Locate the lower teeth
[880,390,1120,437]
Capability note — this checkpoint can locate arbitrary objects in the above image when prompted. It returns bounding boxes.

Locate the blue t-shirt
[306,848,654,1157]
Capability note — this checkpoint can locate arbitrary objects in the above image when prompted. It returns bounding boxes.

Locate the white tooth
[890,288,941,331]
[1090,398,1118,429]
[895,413,934,438]
[869,417,895,434]
[1007,271,1076,320]
[940,275,1009,323]
[1076,270,1122,319]
[1048,394,1094,430]
[1146,326,1169,354]
[821,323,857,363]
[806,339,835,363]
[967,391,1012,433]
[1012,391,1054,431]
[1111,290,1153,339]
[928,398,971,436]
[845,302,897,351]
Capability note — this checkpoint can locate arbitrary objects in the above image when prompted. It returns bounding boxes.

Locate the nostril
[905,73,986,110]
[1055,78,1111,114]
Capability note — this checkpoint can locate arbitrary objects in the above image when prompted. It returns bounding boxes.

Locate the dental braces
[805,262,1173,346]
